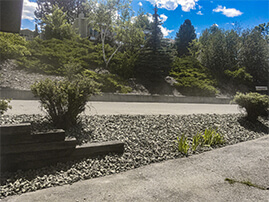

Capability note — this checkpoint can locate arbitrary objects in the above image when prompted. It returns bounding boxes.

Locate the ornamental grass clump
[175,134,190,155]
[233,92,269,121]
[192,132,202,151]
[31,78,99,129]
[176,128,225,155]
[202,128,225,147]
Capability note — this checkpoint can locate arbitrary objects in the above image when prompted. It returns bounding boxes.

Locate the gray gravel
[0,114,268,198]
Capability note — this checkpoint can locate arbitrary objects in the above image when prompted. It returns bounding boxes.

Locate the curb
[0,88,232,104]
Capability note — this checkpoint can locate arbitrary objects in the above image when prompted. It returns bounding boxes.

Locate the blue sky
[21,0,269,38]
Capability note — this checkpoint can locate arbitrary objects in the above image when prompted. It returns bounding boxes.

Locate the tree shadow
[238,116,269,133]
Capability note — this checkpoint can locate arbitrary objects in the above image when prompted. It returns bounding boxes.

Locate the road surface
[5,100,242,115]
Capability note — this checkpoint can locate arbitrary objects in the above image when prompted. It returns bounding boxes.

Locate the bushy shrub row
[170,56,218,96]
[17,38,101,75]
[0,32,30,62]
[83,70,132,93]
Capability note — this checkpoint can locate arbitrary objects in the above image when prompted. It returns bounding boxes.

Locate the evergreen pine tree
[135,5,172,93]
[175,19,196,57]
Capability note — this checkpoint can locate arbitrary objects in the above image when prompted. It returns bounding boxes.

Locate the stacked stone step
[0,123,124,172]
[0,123,77,171]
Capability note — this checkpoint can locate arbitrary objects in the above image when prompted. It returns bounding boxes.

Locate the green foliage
[170,56,218,96]
[224,67,253,85]
[192,132,202,151]
[87,0,141,69]
[199,25,228,78]
[42,5,77,40]
[17,37,99,75]
[31,78,99,129]
[146,5,163,51]
[0,99,12,115]
[199,23,268,87]
[110,50,138,79]
[0,32,30,62]
[175,134,190,155]
[83,69,132,93]
[35,0,88,24]
[233,92,269,121]
[175,19,196,57]
[202,128,225,147]
[134,5,173,88]
[239,28,269,85]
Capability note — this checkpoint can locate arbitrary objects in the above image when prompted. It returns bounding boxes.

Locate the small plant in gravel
[0,99,12,115]
[233,92,269,121]
[192,132,202,151]
[202,128,225,147]
[175,134,190,155]
[31,78,99,129]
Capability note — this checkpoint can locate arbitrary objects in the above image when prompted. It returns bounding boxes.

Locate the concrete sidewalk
[3,136,269,202]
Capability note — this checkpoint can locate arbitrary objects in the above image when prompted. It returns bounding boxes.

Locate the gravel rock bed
[1,114,268,198]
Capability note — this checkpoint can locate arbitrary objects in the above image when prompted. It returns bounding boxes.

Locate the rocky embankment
[0,60,64,91]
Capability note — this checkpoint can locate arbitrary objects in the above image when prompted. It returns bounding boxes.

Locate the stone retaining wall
[0,88,232,104]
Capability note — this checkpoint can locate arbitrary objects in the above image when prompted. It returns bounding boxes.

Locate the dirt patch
[0,60,64,91]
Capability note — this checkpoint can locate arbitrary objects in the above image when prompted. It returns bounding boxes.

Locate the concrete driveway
[6,100,242,115]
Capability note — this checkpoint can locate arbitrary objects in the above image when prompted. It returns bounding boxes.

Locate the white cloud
[160,14,168,22]
[160,26,173,37]
[147,14,154,23]
[196,11,203,15]
[146,0,198,12]
[22,0,37,21]
[212,23,218,27]
[198,5,202,10]
[138,2,143,6]
[213,5,243,17]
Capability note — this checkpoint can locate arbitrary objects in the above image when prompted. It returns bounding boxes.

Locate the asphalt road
[5,100,242,115]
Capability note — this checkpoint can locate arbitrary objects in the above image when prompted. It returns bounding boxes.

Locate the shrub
[31,78,99,129]
[175,134,190,155]
[170,56,218,96]
[17,38,100,75]
[233,92,269,121]
[83,70,132,93]
[0,99,12,115]
[224,67,253,86]
[0,32,30,61]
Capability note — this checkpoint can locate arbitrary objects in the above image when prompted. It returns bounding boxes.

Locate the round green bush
[233,92,269,121]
